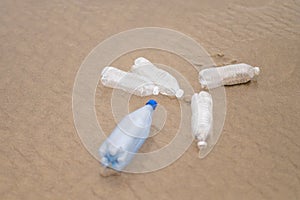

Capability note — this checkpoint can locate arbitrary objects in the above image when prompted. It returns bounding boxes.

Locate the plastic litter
[191,91,213,158]
[131,57,184,98]
[199,63,260,89]
[101,66,159,96]
[99,100,157,171]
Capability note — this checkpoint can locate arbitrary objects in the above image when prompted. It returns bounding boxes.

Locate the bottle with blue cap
[99,99,157,171]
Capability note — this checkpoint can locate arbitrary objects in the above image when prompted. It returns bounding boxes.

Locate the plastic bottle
[98,100,157,171]
[101,66,159,96]
[131,57,184,98]
[191,91,213,154]
[199,63,260,89]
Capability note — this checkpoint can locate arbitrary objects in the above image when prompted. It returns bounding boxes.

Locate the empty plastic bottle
[131,57,184,98]
[98,100,157,171]
[101,66,159,96]
[199,63,260,89]
[191,91,213,154]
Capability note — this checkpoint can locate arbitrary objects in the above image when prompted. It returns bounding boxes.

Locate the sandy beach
[1,0,300,199]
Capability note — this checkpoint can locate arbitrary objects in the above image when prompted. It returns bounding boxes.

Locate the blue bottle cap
[146,99,157,110]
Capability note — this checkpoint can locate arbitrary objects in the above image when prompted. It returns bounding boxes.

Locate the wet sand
[1,0,300,199]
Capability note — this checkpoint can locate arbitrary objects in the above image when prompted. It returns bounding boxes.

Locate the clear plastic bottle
[131,57,184,98]
[191,91,213,156]
[101,66,159,96]
[99,100,157,171]
[199,63,260,89]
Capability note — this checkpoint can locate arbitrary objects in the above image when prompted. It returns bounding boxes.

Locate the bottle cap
[253,67,260,75]
[175,89,184,98]
[146,99,158,110]
[197,141,207,149]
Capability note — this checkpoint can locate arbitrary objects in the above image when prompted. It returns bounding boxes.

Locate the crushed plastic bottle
[131,57,184,98]
[199,63,260,89]
[191,91,213,158]
[98,100,157,171]
[101,66,159,96]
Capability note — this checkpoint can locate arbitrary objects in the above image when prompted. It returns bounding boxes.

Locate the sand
[1,0,300,199]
